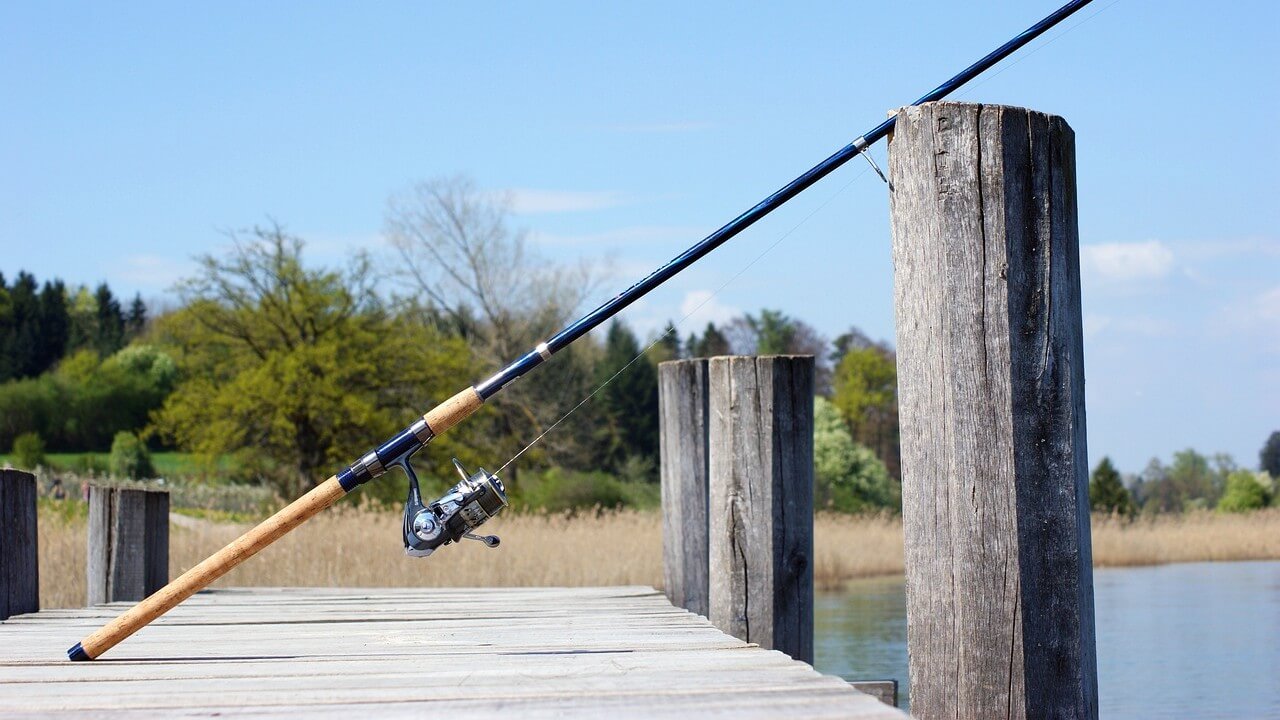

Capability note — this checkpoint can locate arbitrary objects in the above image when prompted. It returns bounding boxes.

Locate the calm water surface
[814,560,1280,718]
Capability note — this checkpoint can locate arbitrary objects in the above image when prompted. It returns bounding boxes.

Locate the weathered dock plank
[0,587,904,718]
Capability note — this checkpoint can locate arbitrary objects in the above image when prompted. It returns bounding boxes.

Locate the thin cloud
[503,189,631,214]
[679,289,740,327]
[110,254,194,292]
[1081,240,1174,282]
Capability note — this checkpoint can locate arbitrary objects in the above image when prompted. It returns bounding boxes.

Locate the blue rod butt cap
[67,642,91,661]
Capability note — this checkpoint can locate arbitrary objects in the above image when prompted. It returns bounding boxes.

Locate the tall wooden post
[1,469,39,619]
[708,355,814,664]
[659,358,711,617]
[87,486,169,605]
[889,102,1097,718]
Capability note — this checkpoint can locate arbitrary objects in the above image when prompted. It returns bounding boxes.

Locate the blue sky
[2,1,1277,473]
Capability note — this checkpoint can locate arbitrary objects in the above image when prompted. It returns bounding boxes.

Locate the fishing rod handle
[424,386,483,435]
[67,477,346,660]
[67,386,485,661]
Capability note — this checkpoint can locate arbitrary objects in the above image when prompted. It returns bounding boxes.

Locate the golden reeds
[34,507,1280,609]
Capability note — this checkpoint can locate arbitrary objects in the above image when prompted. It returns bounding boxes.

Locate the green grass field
[0,451,236,478]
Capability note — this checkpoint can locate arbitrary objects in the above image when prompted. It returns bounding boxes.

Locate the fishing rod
[68,0,1094,661]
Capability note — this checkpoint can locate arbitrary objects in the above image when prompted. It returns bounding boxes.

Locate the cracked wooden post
[1,469,39,620]
[659,358,711,618]
[889,102,1097,719]
[708,355,814,664]
[87,486,169,605]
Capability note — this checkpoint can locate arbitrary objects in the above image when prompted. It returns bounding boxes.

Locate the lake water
[814,560,1280,718]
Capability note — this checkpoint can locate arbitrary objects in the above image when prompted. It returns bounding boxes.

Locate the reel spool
[401,457,508,558]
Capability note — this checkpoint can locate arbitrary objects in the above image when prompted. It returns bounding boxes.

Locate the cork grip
[72,477,346,659]
[424,386,483,435]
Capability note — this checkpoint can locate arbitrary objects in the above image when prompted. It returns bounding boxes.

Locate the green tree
[153,224,474,497]
[687,322,730,358]
[109,431,155,479]
[37,280,70,374]
[1261,431,1280,478]
[832,345,900,478]
[126,293,148,338]
[1217,470,1273,512]
[11,432,46,469]
[590,320,659,476]
[647,322,681,364]
[1089,457,1134,516]
[813,397,897,512]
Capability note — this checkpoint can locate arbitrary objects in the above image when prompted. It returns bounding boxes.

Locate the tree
[383,175,604,483]
[36,280,69,373]
[11,432,45,470]
[687,322,730,357]
[813,397,897,512]
[1261,432,1280,478]
[1217,470,1273,512]
[647,322,681,364]
[6,273,41,379]
[590,320,659,476]
[93,283,126,356]
[832,344,900,478]
[153,224,473,496]
[109,431,155,480]
[1089,457,1134,516]
[126,294,147,338]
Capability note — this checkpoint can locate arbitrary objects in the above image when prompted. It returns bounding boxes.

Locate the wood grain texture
[0,469,39,620]
[87,487,169,605]
[1,587,905,718]
[424,386,483,435]
[659,359,710,617]
[76,478,346,659]
[707,356,814,664]
[889,101,1097,719]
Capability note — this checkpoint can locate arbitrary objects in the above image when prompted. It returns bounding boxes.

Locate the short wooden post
[87,486,169,605]
[1,469,39,619]
[708,355,814,664]
[889,102,1097,719]
[659,358,711,617]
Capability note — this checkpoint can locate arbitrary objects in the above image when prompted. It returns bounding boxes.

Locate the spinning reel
[400,456,508,557]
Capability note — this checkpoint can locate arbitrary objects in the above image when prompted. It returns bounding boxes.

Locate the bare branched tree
[382,175,606,479]
[384,175,597,365]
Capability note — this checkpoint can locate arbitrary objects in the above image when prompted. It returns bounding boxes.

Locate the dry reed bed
[35,507,1280,609]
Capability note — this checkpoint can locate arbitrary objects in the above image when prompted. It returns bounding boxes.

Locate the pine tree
[36,280,69,372]
[126,293,147,338]
[688,322,730,357]
[592,320,659,474]
[1089,457,1135,517]
[1261,431,1280,478]
[8,272,41,377]
[94,283,126,356]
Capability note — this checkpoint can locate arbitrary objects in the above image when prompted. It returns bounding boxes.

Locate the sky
[2,1,1277,473]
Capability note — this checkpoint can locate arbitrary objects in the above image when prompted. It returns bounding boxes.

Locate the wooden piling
[659,358,711,617]
[888,101,1097,719]
[87,486,169,605]
[1,469,39,620]
[707,355,814,664]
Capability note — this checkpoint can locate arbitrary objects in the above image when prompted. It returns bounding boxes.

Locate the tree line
[5,174,1273,516]
[1089,434,1280,516]
[0,272,146,381]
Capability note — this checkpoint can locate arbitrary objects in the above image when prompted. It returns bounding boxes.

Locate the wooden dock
[0,586,904,718]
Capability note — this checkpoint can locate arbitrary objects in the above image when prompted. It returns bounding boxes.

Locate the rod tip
[67,642,91,662]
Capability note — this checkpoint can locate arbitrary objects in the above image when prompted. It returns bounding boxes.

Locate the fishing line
[496,163,875,475]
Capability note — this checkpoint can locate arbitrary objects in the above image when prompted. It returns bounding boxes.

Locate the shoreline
[34,506,1280,607]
